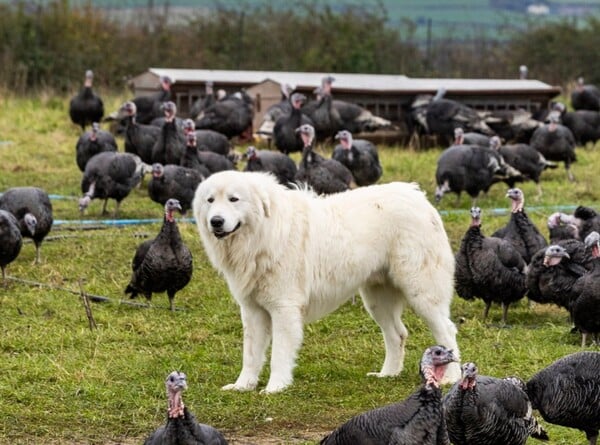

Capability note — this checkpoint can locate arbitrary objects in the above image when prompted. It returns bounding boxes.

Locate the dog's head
[193,171,273,241]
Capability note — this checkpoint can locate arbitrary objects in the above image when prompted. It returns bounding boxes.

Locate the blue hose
[438,204,579,217]
[53,217,197,226]
[0,193,583,226]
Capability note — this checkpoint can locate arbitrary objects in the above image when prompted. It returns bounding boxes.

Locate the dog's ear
[250,174,273,218]
[260,191,271,218]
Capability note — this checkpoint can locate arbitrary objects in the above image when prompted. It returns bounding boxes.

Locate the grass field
[0,92,599,444]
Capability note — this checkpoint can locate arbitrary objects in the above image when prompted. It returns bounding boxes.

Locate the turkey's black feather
[444,365,548,445]
[244,148,297,186]
[148,164,204,214]
[144,371,228,445]
[454,209,527,323]
[0,187,53,264]
[320,346,455,445]
[0,210,22,282]
[332,132,382,187]
[75,124,117,172]
[527,351,600,445]
[69,71,103,130]
[79,151,144,216]
[125,200,193,311]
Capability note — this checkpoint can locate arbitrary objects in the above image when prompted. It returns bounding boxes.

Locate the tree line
[0,0,598,94]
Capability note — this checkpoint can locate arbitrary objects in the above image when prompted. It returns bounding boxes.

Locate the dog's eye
[229,196,239,202]
[207,197,214,203]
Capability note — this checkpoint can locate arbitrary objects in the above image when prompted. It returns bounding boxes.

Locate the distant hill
[5,0,600,42]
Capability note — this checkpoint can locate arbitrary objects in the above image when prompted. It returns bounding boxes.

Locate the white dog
[193,171,461,393]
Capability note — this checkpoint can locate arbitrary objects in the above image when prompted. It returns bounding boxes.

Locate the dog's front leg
[263,305,304,394]
[222,303,271,391]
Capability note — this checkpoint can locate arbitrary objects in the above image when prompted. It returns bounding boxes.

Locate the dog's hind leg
[360,284,408,377]
[263,305,305,393]
[223,302,271,392]
[388,243,462,384]
[404,291,461,384]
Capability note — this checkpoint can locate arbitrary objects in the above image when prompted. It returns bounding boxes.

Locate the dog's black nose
[210,216,225,229]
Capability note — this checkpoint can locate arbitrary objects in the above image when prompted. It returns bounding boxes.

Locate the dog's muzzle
[210,216,241,239]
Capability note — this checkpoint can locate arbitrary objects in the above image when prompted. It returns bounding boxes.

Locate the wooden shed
[128,68,561,135]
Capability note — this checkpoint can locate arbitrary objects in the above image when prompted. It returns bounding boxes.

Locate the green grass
[0,92,599,444]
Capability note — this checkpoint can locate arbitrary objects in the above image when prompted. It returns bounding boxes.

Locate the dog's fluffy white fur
[193,171,460,393]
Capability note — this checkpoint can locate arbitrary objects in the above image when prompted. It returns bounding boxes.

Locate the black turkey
[118,101,161,165]
[151,101,185,165]
[243,146,297,186]
[0,210,22,286]
[553,102,600,146]
[484,108,543,144]
[529,112,577,181]
[301,76,343,141]
[148,163,205,215]
[195,90,254,140]
[572,205,600,241]
[571,77,600,111]
[125,199,193,311]
[144,370,228,445]
[570,232,600,347]
[182,119,232,159]
[453,127,490,147]
[489,135,557,196]
[320,345,457,445]
[132,75,173,125]
[79,151,149,217]
[273,92,314,154]
[332,99,392,134]
[491,188,547,264]
[256,82,295,138]
[425,88,494,145]
[332,130,382,186]
[189,80,216,121]
[295,124,354,195]
[69,70,104,130]
[408,94,433,144]
[443,362,549,445]
[545,207,600,242]
[434,144,519,205]
[526,243,592,311]
[179,133,212,178]
[149,114,185,130]
[196,150,235,175]
[0,187,53,264]
[546,212,579,243]
[454,207,528,324]
[526,351,600,445]
[75,122,118,172]
[180,131,234,175]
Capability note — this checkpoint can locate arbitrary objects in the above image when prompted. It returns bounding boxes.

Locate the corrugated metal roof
[145,68,559,93]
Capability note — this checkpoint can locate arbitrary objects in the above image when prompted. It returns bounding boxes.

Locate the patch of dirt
[227,430,328,444]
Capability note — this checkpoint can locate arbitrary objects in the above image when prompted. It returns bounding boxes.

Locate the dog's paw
[259,387,278,395]
[261,383,289,394]
[221,382,256,391]
[262,377,292,394]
